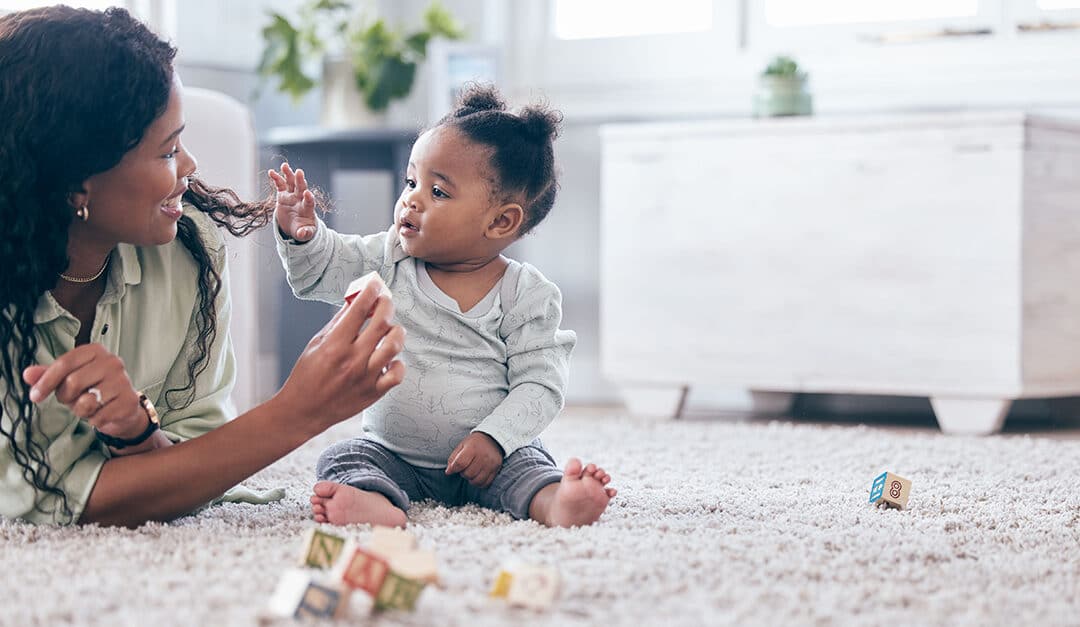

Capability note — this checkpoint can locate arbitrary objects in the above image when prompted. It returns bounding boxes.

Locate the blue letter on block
[869,472,887,503]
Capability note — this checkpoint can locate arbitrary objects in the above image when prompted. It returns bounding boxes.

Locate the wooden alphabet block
[869,471,912,509]
[374,571,426,611]
[387,549,439,585]
[297,527,347,570]
[506,565,560,609]
[267,569,349,620]
[333,542,391,596]
[368,525,417,559]
[344,271,390,305]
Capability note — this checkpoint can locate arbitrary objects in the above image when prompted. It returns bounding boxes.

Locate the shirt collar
[32,244,143,325]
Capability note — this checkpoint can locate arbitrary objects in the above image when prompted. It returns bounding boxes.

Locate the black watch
[95,393,160,449]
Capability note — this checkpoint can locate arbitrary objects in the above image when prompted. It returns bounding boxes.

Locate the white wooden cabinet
[599,112,1080,434]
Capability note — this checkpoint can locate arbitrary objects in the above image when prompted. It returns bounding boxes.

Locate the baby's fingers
[267,168,287,191]
[296,168,309,194]
[280,163,296,193]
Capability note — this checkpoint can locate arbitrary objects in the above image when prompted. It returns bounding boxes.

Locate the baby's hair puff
[437,83,563,235]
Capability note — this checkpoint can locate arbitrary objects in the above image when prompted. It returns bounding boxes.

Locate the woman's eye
[432,185,448,198]
[164,146,179,159]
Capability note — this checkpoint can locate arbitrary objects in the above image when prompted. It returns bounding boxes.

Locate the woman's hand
[275,280,406,433]
[269,162,317,242]
[23,344,148,440]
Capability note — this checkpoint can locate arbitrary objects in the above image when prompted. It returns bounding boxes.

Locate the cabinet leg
[620,385,690,419]
[749,390,795,416]
[930,397,1011,435]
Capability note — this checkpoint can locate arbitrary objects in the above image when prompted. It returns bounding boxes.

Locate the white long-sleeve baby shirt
[276,220,576,468]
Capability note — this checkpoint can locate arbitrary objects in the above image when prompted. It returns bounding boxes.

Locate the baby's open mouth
[400,218,419,232]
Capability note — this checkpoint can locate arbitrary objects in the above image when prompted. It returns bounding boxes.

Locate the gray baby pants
[316,437,564,520]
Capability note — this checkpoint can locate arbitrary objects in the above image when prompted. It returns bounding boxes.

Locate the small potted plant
[753,55,813,117]
[258,0,465,127]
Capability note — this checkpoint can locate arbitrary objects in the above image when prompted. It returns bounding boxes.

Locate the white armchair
[181,87,274,414]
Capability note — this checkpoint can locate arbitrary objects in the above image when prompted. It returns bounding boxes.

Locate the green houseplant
[258,0,465,115]
[753,55,813,117]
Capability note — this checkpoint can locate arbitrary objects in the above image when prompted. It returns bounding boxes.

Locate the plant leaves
[423,1,466,40]
[362,57,416,111]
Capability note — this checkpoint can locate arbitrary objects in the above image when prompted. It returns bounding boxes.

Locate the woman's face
[76,73,197,248]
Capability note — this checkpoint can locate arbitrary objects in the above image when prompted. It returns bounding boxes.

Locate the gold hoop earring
[75,204,89,222]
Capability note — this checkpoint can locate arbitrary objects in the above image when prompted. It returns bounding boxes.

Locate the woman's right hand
[269,162,318,242]
[275,280,405,432]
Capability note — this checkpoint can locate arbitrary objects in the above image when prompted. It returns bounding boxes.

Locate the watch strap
[95,393,160,449]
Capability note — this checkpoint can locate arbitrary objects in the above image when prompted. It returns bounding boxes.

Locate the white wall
[174,1,1080,413]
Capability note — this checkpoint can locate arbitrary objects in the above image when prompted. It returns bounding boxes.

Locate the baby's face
[396,126,500,266]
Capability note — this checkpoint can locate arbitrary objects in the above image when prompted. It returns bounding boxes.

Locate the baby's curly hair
[437,83,563,235]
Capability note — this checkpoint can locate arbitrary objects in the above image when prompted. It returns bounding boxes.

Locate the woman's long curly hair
[0,6,273,521]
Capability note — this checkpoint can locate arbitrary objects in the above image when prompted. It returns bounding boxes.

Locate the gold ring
[87,387,103,408]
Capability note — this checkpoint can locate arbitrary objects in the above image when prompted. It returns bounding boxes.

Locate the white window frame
[551,0,715,41]
[506,1,741,118]
[747,1,1005,50]
[1012,0,1080,29]
[504,0,1080,121]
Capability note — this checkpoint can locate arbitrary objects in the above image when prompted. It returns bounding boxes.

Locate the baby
[271,84,615,528]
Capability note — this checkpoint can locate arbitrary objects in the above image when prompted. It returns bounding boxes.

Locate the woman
[0,5,405,526]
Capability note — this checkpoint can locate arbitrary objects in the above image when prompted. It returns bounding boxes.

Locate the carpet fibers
[2,410,1078,626]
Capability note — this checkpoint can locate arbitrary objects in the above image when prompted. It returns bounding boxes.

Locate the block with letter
[297,527,347,570]
[506,565,560,610]
[344,271,390,306]
[869,471,912,509]
[368,525,417,559]
[267,569,349,620]
[491,563,560,609]
[387,549,439,585]
[333,541,391,596]
[374,571,426,611]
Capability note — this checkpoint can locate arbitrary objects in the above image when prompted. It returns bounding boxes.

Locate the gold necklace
[59,257,110,284]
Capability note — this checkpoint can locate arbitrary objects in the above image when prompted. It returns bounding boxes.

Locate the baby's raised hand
[445,432,505,488]
[268,162,317,242]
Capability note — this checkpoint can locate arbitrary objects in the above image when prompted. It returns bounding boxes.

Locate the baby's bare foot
[310,481,407,527]
[546,458,617,528]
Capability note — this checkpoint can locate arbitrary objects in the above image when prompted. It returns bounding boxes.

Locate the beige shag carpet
[2,409,1079,626]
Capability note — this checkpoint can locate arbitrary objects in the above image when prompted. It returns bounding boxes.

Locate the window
[1013,0,1080,31]
[763,0,979,27]
[508,2,737,117]
[552,0,713,40]
[749,0,1003,49]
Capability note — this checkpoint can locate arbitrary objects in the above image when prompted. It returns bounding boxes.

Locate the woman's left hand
[23,343,150,440]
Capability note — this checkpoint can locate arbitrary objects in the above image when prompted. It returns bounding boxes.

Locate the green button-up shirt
[0,208,237,524]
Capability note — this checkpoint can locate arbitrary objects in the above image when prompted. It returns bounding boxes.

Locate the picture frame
[427,41,500,123]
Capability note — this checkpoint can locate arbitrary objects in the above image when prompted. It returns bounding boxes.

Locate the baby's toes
[313,513,328,523]
[312,503,326,517]
[605,487,618,498]
[584,463,597,475]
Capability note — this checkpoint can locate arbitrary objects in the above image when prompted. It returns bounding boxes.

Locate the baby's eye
[432,185,448,199]
[404,177,416,189]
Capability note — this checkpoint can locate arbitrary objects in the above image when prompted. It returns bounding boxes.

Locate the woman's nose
[179,143,198,180]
